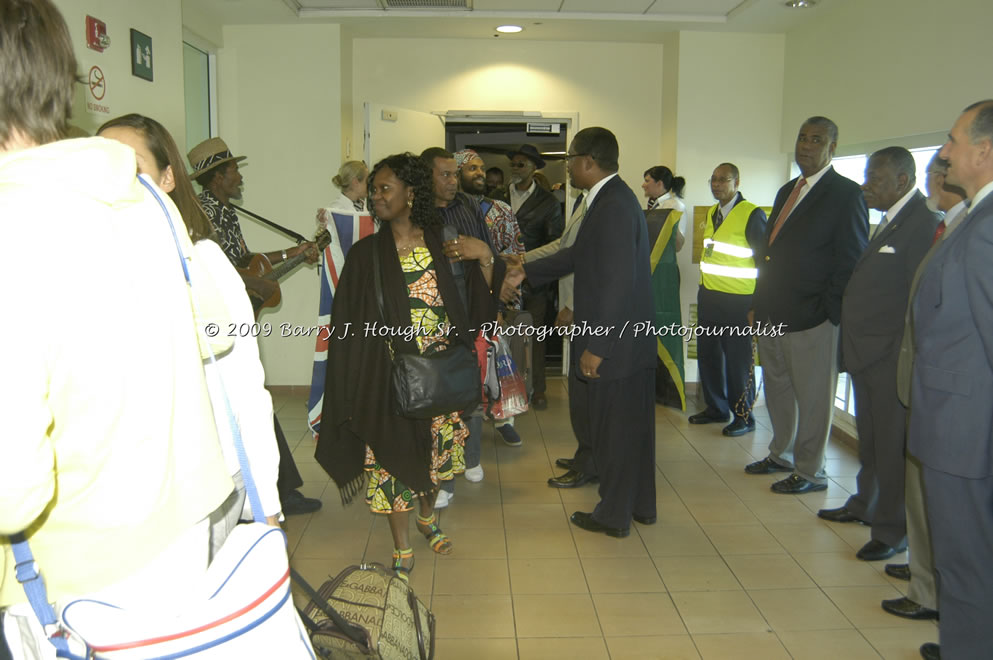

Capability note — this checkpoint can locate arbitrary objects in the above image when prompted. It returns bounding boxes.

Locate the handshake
[499,255,527,304]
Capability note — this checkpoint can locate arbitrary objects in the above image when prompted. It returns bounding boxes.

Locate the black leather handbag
[372,232,480,419]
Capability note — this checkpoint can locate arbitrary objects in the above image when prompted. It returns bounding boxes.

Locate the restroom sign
[130,29,153,82]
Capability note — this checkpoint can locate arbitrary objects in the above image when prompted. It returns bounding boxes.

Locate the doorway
[445,119,570,372]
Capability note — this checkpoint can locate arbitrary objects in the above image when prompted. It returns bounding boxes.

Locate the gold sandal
[416,514,453,555]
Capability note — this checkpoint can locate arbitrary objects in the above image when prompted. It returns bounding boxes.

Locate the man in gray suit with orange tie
[817,147,938,563]
[745,116,869,493]
[909,100,993,660]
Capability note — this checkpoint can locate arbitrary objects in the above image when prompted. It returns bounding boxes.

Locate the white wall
[669,31,787,386]
[55,0,187,146]
[781,0,993,152]
[217,24,343,385]
[351,38,664,194]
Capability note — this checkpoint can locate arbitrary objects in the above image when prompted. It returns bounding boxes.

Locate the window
[183,42,214,155]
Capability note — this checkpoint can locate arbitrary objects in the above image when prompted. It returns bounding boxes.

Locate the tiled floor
[276,378,937,659]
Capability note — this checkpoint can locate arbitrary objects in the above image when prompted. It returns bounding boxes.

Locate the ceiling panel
[646,0,742,15]
[299,0,381,7]
[473,0,563,10]
[559,0,655,14]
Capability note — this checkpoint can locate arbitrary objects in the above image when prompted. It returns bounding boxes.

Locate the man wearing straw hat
[188,137,322,518]
[188,137,319,270]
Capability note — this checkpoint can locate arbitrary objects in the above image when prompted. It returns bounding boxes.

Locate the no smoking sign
[85,65,110,115]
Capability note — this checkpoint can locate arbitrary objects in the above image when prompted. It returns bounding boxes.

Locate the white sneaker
[464,465,484,483]
[434,490,453,509]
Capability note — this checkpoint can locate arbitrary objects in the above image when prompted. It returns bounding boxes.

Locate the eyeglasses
[709,177,734,184]
[509,161,533,168]
[564,153,589,161]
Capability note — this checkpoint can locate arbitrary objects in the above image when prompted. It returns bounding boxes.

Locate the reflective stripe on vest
[701,199,759,295]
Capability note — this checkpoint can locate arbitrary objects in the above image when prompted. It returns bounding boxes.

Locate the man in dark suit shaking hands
[909,100,993,660]
[818,147,938,563]
[504,127,657,537]
[745,117,869,494]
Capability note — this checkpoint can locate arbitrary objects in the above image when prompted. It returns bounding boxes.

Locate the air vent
[380,0,471,9]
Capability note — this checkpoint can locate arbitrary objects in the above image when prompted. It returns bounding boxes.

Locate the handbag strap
[288,568,371,651]
[371,230,388,330]
[12,176,267,656]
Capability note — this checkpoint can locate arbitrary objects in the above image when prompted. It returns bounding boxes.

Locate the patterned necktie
[932,219,946,245]
[647,197,658,211]
[712,207,724,231]
[871,214,889,240]
[768,177,807,244]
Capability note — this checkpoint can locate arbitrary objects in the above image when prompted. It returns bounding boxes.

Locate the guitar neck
[265,253,307,282]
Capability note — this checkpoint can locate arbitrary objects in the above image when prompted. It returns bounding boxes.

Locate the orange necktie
[768,177,807,244]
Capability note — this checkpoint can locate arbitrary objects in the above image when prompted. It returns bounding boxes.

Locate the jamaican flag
[646,208,685,410]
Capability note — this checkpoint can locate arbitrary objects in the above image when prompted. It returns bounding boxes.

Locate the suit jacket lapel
[575,176,618,242]
[766,169,837,243]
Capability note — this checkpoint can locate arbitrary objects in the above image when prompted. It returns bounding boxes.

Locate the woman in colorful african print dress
[316,153,502,580]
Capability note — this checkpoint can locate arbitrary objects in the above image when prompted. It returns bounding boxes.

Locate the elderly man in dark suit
[504,127,656,537]
[908,100,993,660]
[745,116,869,493]
[495,145,564,410]
[818,147,939,564]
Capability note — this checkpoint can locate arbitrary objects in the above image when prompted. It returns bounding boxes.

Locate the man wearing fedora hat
[188,137,319,270]
[188,137,323,518]
[495,144,564,410]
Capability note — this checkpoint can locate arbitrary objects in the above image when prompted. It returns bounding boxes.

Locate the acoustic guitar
[239,229,331,317]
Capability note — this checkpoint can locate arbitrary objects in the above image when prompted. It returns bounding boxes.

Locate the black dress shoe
[548,469,598,489]
[856,539,907,561]
[281,489,322,516]
[632,514,656,525]
[688,409,730,425]
[555,457,575,470]
[881,596,939,621]
[744,457,793,474]
[722,417,756,437]
[884,563,911,581]
[771,474,827,494]
[570,511,629,538]
[817,506,868,524]
[920,642,940,660]
[531,393,548,410]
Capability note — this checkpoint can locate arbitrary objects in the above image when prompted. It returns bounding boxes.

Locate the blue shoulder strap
[12,177,266,657]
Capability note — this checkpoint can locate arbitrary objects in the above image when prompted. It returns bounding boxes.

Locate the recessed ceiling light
[495,25,523,33]
[785,0,816,7]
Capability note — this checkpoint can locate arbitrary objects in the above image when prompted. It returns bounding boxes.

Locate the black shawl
[315,224,503,502]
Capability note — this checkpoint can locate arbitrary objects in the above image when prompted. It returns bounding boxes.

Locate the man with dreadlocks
[455,149,527,455]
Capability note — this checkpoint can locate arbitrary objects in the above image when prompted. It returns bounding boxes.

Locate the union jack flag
[307,208,376,437]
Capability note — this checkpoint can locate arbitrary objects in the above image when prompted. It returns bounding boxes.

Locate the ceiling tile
[300,0,382,8]
[646,0,741,15]
[560,0,655,14]
[474,0,563,10]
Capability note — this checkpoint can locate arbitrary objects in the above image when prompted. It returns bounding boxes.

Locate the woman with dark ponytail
[643,165,686,211]
[642,165,687,411]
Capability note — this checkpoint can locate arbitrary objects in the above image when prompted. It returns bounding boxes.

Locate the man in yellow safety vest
[688,163,767,436]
